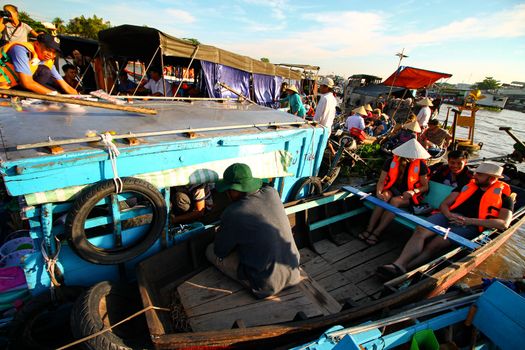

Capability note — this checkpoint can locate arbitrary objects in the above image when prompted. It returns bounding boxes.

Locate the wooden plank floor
[177,235,403,332]
[177,266,341,331]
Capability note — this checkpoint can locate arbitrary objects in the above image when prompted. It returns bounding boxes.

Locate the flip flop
[358,230,372,241]
[364,232,380,246]
[376,263,406,280]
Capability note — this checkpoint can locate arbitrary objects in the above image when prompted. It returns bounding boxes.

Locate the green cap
[216,163,262,193]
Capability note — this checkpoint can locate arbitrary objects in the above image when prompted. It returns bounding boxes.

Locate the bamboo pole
[217,82,257,105]
[0,89,157,115]
[16,121,315,150]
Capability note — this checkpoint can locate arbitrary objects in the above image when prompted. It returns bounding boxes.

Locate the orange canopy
[382,66,452,89]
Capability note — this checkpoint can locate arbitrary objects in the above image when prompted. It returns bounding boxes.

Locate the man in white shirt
[345,105,367,131]
[416,97,433,129]
[142,67,173,96]
[314,77,337,130]
[0,5,38,44]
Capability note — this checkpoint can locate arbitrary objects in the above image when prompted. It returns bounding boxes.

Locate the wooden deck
[177,234,403,332]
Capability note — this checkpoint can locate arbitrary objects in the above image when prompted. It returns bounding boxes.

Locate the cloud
[217,4,525,81]
[165,8,196,24]
[241,0,288,20]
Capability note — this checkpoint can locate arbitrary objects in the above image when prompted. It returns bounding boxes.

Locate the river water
[435,104,525,284]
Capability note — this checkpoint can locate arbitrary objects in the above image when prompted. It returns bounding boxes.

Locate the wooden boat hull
[136,187,525,349]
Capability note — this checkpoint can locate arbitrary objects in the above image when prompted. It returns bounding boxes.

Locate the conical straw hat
[352,106,367,116]
[402,120,422,133]
[417,97,433,106]
[364,104,373,112]
[392,138,431,159]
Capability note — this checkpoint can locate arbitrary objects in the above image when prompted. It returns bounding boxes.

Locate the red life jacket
[383,155,426,204]
[449,179,511,231]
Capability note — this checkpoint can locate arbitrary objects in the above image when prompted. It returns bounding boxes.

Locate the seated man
[345,105,366,131]
[62,63,81,92]
[430,150,472,188]
[170,184,212,224]
[0,34,77,94]
[378,162,513,278]
[419,119,452,156]
[140,66,173,97]
[206,163,301,299]
[115,71,137,95]
[359,139,430,245]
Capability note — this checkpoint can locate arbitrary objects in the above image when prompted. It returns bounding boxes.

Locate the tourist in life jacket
[378,162,514,279]
[0,33,77,95]
[359,139,431,245]
[430,150,472,188]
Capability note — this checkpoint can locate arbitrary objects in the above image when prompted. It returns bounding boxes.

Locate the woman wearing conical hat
[359,139,430,245]
[416,97,433,129]
[278,85,306,117]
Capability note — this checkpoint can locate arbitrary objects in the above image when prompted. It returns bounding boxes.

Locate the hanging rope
[40,237,62,287]
[100,132,123,193]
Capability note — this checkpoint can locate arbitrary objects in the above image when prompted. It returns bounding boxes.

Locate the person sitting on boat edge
[430,150,472,188]
[419,119,452,157]
[345,105,366,131]
[378,162,514,279]
[115,71,137,95]
[278,85,306,118]
[0,34,77,95]
[206,163,302,299]
[359,139,431,245]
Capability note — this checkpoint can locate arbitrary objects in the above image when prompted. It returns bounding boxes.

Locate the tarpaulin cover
[253,73,282,107]
[201,61,250,99]
[382,66,452,89]
[99,25,302,80]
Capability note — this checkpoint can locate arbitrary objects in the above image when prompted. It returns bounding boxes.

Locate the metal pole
[131,46,161,96]
[386,48,408,101]
[173,45,200,97]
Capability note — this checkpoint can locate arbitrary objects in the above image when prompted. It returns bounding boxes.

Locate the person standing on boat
[378,162,513,279]
[359,139,430,245]
[0,33,77,94]
[430,150,472,188]
[140,66,173,97]
[206,163,302,299]
[314,77,338,154]
[416,97,433,129]
[278,85,306,117]
[0,4,38,45]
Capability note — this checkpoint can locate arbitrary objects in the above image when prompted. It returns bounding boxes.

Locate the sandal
[376,263,406,280]
[364,232,380,246]
[359,230,380,246]
[358,230,372,241]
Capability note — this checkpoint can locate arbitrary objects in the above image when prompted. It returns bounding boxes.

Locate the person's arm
[359,116,365,130]
[463,208,512,230]
[439,191,460,219]
[213,213,237,258]
[375,170,388,200]
[18,72,54,94]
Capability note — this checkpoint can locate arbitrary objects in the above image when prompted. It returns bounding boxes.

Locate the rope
[40,237,62,287]
[100,133,123,193]
[57,305,170,350]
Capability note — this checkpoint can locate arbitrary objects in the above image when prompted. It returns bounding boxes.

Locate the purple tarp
[253,73,282,107]
[201,61,251,99]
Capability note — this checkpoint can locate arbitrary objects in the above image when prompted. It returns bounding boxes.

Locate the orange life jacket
[0,41,54,89]
[383,155,426,204]
[449,179,511,231]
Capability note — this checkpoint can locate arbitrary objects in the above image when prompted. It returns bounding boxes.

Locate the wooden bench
[177,266,342,331]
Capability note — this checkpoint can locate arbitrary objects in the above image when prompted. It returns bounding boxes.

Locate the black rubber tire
[70,281,151,350]
[287,176,323,201]
[65,177,167,265]
[8,286,85,350]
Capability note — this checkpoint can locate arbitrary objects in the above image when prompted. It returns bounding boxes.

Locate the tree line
[20,11,110,40]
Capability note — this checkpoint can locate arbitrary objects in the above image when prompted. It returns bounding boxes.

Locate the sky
[13,0,525,84]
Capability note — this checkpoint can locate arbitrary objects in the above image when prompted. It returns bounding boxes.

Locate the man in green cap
[206,163,302,298]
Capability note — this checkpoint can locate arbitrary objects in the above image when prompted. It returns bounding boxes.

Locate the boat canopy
[58,34,99,58]
[382,66,452,89]
[98,25,302,80]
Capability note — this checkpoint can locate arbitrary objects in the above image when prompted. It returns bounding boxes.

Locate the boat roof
[382,66,452,89]
[0,100,309,162]
[98,25,302,80]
